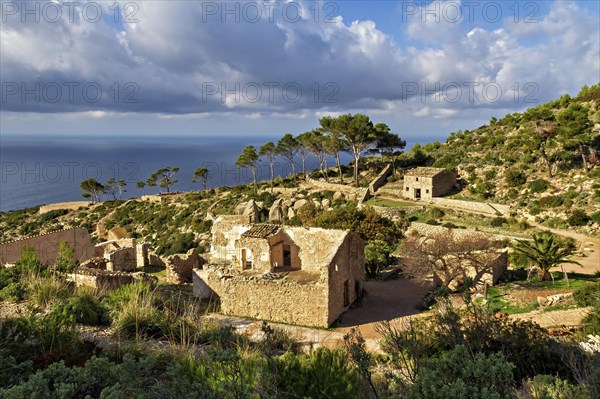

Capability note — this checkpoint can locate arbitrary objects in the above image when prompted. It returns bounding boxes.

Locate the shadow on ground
[337,278,433,328]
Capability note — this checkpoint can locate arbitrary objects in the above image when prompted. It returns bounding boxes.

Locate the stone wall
[306,178,370,202]
[408,222,510,241]
[68,268,134,291]
[327,234,365,326]
[196,268,331,327]
[165,248,202,284]
[370,205,425,220]
[430,197,511,216]
[107,247,137,272]
[369,164,393,193]
[0,227,95,266]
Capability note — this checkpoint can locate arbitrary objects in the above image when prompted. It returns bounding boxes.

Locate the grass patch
[517,272,598,290]
[482,286,539,314]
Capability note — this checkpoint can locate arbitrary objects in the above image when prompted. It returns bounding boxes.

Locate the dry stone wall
[165,248,202,283]
[197,268,331,327]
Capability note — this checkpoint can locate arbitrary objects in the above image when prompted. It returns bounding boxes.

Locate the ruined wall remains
[165,248,201,284]
[68,268,134,291]
[198,268,331,327]
[0,227,95,266]
[369,164,393,194]
[369,205,425,220]
[107,247,137,272]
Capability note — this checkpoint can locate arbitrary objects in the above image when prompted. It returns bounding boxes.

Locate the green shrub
[573,282,600,308]
[567,209,590,226]
[25,273,72,308]
[522,374,589,399]
[408,345,514,399]
[365,240,394,278]
[591,211,600,225]
[528,179,550,193]
[54,241,78,273]
[425,219,440,226]
[491,217,507,227]
[52,291,108,326]
[505,169,527,187]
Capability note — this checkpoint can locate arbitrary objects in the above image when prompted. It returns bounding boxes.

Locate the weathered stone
[333,191,344,201]
[537,296,549,307]
[322,198,331,208]
[268,199,284,223]
[243,200,261,223]
[165,248,202,284]
[287,207,296,220]
[293,199,308,210]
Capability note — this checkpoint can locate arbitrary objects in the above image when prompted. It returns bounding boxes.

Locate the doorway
[415,188,421,199]
[343,279,350,307]
[283,245,291,268]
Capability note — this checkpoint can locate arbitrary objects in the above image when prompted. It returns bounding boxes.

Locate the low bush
[52,290,108,326]
[528,179,550,193]
[573,282,600,308]
[567,209,590,226]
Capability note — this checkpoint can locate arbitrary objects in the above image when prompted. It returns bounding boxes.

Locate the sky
[1,0,599,142]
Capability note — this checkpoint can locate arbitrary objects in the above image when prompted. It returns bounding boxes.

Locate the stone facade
[402,167,456,200]
[194,218,365,327]
[69,258,157,291]
[0,227,95,266]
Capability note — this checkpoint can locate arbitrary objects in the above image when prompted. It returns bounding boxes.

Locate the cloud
[0,0,598,122]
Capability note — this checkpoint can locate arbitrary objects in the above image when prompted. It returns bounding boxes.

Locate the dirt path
[509,307,594,328]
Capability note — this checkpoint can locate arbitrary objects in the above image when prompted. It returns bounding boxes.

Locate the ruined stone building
[403,167,456,200]
[193,217,365,327]
[0,227,95,266]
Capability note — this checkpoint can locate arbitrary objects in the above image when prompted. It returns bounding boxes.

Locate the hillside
[412,83,600,234]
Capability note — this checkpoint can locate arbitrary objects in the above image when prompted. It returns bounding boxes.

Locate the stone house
[193,217,365,327]
[403,167,456,200]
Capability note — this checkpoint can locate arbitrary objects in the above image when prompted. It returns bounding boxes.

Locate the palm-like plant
[513,231,581,285]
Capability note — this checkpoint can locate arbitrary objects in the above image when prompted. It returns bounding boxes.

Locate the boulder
[333,191,344,201]
[243,200,261,223]
[287,207,296,220]
[322,198,331,208]
[293,199,308,210]
[268,199,284,223]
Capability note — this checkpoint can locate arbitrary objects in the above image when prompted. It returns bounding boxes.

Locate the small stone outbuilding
[193,217,365,327]
[403,167,455,200]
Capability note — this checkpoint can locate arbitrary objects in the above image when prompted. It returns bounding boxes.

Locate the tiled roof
[405,167,450,177]
[241,224,281,239]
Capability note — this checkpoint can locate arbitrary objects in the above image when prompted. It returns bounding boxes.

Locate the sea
[0,135,435,212]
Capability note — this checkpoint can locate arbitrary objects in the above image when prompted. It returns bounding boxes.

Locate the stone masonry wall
[430,197,511,216]
[369,164,393,193]
[201,271,331,327]
[107,247,137,272]
[165,248,201,284]
[0,227,95,266]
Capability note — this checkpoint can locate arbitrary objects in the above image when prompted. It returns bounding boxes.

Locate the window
[426,189,430,194]
[406,187,409,192]
[416,177,419,181]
